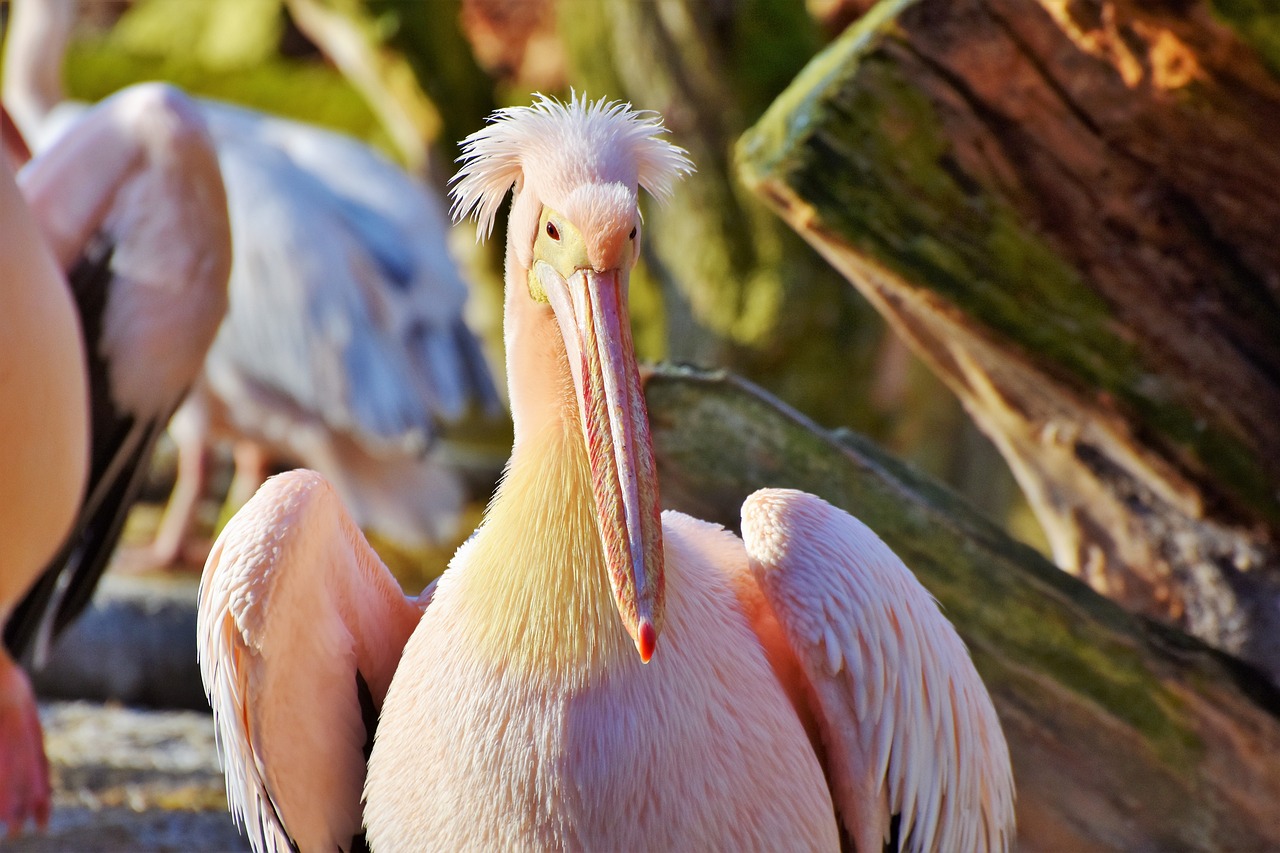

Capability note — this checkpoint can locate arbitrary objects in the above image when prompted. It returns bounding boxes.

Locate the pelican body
[0,138,87,837]
[0,81,229,834]
[4,0,500,563]
[2,82,231,662]
[200,96,1014,852]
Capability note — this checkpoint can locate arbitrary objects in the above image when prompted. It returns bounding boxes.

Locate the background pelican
[151,99,501,566]
[198,95,1014,852]
[4,0,502,568]
[0,81,229,832]
[0,132,86,838]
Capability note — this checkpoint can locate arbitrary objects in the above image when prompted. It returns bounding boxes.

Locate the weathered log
[31,574,206,711]
[645,364,1280,851]
[737,0,1280,685]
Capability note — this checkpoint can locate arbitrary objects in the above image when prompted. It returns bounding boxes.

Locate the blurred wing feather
[209,143,433,452]
[202,102,501,434]
[740,489,1015,853]
[198,470,423,853]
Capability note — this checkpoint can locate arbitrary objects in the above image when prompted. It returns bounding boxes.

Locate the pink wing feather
[198,470,426,853]
[740,488,1015,853]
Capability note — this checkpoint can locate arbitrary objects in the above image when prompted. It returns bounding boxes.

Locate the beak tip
[637,616,657,664]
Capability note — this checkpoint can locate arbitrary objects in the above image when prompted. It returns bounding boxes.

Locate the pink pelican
[199,95,1014,852]
[5,0,502,568]
[0,83,229,833]
[0,127,86,837]
[3,83,231,663]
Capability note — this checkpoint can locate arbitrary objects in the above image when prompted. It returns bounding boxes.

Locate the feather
[742,488,1015,853]
[450,93,694,240]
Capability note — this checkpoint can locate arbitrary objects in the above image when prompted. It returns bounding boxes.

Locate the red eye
[546,221,560,241]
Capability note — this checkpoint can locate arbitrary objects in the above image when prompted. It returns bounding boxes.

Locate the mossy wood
[737,0,1280,686]
[644,365,1280,852]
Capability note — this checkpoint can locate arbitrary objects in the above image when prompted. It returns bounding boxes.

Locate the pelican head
[451,95,693,662]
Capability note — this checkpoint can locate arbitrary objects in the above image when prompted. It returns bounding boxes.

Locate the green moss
[738,14,1280,522]
[1208,0,1280,78]
[65,38,391,151]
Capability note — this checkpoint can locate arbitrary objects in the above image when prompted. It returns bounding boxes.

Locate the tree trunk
[644,365,1280,851]
[283,0,496,182]
[738,0,1280,686]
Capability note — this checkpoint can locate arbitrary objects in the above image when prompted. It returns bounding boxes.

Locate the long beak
[537,263,665,662]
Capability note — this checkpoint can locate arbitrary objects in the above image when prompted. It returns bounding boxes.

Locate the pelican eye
[547,221,560,241]
[629,226,637,240]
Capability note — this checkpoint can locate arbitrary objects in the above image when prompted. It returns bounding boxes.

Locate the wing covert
[741,488,1015,853]
[198,470,425,853]
[201,102,501,443]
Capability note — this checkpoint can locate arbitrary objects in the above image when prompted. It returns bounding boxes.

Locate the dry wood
[738,0,1280,685]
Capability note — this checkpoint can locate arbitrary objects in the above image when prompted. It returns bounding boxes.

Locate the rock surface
[30,574,206,710]
[8,702,248,852]
[7,573,246,850]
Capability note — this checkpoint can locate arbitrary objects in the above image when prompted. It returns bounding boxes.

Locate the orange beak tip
[637,617,657,664]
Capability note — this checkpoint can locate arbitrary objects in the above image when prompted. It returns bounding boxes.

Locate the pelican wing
[739,489,1015,853]
[4,83,231,662]
[206,141,439,452]
[2,242,163,661]
[202,101,501,436]
[198,470,427,853]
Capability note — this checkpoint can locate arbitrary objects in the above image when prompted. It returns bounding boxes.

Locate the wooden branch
[285,0,443,175]
[737,0,1280,685]
[644,364,1280,851]
[284,0,495,182]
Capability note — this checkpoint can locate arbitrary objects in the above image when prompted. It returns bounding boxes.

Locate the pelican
[149,102,501,565]
[199,95,1014,852]
[0,131,86,837]
[3,82,231,663]
[4,0,501,566]
[0,83,228,833]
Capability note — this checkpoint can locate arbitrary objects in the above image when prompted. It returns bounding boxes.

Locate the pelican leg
[226,439,271,512]
[146,394,212,570]
[0,647,49,836]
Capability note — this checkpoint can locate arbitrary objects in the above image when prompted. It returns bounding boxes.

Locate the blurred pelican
[0,115,85,837]
[198,96,1014,852]
[0,83,229,833]
[4,0,502,567]
[153,100,501,565]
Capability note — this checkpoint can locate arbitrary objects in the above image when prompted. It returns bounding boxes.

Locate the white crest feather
[449,92,694,241]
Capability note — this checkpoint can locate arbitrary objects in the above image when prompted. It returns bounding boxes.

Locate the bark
[644,364,1280,852]
[283,0,496,181]
[738,0,1280,685]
